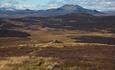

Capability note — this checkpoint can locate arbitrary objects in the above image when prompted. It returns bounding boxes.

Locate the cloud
[81,0,115,11]
[0,0,18,9]
[15,4,36,9]
[35,0,64,9]
[0,3,11,8]
[47,0,64,9]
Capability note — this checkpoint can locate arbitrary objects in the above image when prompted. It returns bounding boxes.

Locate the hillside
[0,13,115,33]
[0,13,115,70]
[35,13,115,33]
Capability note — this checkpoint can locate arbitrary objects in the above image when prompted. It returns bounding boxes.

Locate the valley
[0,13,115,70]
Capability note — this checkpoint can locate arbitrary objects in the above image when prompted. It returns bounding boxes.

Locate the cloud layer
[0,0,115,11]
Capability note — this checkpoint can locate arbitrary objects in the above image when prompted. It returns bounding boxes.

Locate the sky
[0,0,115,11]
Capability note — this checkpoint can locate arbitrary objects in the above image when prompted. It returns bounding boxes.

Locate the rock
[51,40,63,43]
[46,62,60,70]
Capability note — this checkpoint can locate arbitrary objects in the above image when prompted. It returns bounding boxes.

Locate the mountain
[0,4,101,17]
[0,8,8,13]
[0,7,16,13]
[56,5,100,14]
[103,11,115,15]
[36,4,101,16]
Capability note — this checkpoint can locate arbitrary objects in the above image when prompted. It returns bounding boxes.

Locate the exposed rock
[45,62,60,70]
[50,40,63,43]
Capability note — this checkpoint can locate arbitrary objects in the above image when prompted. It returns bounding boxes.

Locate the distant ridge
[0,4,101,17]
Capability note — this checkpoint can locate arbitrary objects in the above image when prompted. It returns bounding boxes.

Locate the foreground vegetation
[0,30,115,70]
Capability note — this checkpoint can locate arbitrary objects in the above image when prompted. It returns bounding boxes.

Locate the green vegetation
[48,18,63,23]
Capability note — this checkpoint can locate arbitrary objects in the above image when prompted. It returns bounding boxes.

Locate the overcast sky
[0,0,115,11]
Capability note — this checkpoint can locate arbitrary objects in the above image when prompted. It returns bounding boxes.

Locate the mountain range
[0,4,101,17]
[103,11,115,15]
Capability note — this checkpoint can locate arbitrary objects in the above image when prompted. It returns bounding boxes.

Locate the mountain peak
[62,4,82,8]
[61,4,83,10]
